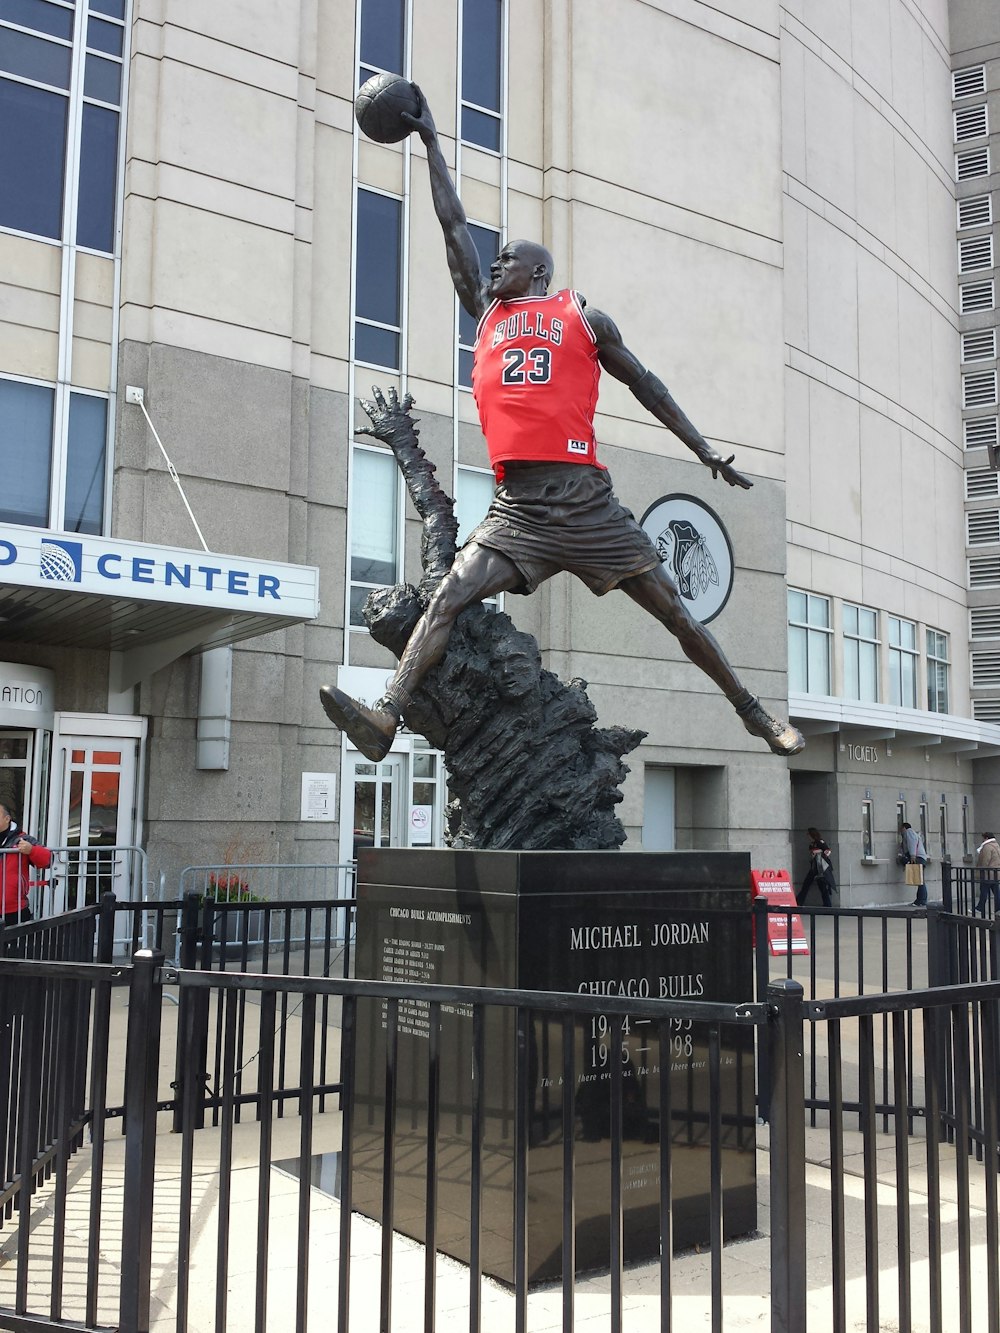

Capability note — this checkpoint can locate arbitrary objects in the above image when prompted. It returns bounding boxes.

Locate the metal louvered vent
[962,281,995,314]
[957,149,991,180]
[973,652,1000,686]
[954,66,987,99]
[967,469,1000,499]
[955,105,989,140]
[963,329,998,362]
[966,417,1000,450]
[968,510,1000,544]
[964,371,999,408]
[971,607,1000,639]
[974,698,1000,722]
[970,555,1000,586]
[959,236,994,272]
[958,195,993,229]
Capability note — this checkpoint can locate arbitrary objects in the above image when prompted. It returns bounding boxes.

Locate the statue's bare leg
[320,543,522,760]
[619,565,805,756]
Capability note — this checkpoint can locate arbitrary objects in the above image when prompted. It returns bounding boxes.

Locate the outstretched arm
[403,87,486,321]
[587,307,753,489]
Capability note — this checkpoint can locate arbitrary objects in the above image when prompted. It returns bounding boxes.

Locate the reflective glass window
[0,24,71,85]
[0,77,67,237]
[0,0,74,41]
[843,603,879,703]
[888,616,918,708]
[927,628,950,713]
[86,14,121,55]
[89,0,124,17]
[76,101,118,250]
[83,50,119,102]
[359,0,404,79]
[355,189,402,369]
[461,0,502,150]
[0,378,53,527]
[65,392,106,533]
[787,589,831,695]
[458,223,500,386]
[350,447,399,626]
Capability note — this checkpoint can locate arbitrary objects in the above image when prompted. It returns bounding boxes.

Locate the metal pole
[97,892,117,964]
[119,950,164,1333]
[767,979,806,1332]
[754,898,771,1122]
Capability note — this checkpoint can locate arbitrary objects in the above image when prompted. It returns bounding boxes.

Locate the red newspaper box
[751,868,809,955]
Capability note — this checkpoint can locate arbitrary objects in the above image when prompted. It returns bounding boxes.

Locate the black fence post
[941,860,953,914]
[754,898,771,1122]
[926,903,950,989]
[97,892,116,964]
[172,893,208,1133]
[119,949,164,1333]
[767,979,806,1332]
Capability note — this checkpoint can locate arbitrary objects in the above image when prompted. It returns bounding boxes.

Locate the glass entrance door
[56,737,139,906]
[350,755,403,858]
[0,731,33,830]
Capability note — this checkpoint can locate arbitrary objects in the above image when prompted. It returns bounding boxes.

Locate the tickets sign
[750,868,809,955]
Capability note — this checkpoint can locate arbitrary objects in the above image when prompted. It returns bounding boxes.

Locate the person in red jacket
[320,87,805,764]
[0,799,52,924]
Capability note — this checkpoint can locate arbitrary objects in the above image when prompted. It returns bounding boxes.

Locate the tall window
[461,0,503,151]
[887,616,918,707]
[458,223,500,387]
[787,590,831,694]
[355,189,403,370]
[456,466,499,607]
[349,447,399,627]
[926,629,950,713]
[0,0,127,253]
[0,376,106,532]
[861,799,874,859]
[358,0,405,84]
[843,604,879,702]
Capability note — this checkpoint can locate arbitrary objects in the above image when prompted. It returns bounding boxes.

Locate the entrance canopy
[0,524,320,689]
[789,693,1000,761]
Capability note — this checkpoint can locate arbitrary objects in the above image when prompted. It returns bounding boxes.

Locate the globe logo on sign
[639,494,735,625]
[39,539,83,583]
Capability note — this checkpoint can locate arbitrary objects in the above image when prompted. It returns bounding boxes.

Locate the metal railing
[0,952,997,1333]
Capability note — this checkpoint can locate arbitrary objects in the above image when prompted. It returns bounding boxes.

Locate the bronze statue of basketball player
[321,88,804,762]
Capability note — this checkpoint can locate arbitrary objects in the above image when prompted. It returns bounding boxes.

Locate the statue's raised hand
[706,451,753,490]
[400,83,437,145]
[356,385,416,444]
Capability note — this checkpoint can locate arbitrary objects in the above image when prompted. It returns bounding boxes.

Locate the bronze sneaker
[319,686,398,762]
[735,695,806,756]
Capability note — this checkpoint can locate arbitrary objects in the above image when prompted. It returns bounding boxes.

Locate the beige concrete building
[0,0,998,903]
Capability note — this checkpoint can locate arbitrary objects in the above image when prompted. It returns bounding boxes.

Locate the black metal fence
[0,940,998,1333]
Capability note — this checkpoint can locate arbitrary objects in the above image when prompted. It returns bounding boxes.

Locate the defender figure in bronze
[322,88,804,763]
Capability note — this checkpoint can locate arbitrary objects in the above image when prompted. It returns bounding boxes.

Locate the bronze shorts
[466,462,661,596]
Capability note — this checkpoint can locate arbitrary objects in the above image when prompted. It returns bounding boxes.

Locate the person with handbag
[796,828,836,908]
[901,822,928,907]
[975,832,1000,916]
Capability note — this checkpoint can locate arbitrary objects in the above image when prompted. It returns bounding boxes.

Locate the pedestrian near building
[975,832,1000,916]
[0,800,52,925]
[901,822,929,907]
[796,828,836,908]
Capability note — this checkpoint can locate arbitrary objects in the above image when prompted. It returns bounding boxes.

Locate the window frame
[842,602,880,703]
[459,0,506,156]
[353,185,405,372]
[347,442,403,631]
[887,615,919,709]
[787,589,832,696]
[926,628,950,714]
[357,0,407,87]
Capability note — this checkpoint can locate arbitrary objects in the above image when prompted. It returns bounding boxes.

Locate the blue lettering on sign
[165,562,191,587]
[132,558,155,584]
[198,566,223,591]
[0,541,15,566]
[258,575,280,599]
[228,570,249,595]
[97,554,122,579]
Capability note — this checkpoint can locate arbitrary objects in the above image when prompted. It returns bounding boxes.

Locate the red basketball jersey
[472,289,603,471]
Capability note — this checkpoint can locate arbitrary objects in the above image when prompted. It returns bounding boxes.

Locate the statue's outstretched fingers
[370,385,389,412]
[401,392,415,414]
[386,385,400,411]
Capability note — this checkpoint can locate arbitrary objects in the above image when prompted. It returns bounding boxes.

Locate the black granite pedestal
[350,849,756,1286]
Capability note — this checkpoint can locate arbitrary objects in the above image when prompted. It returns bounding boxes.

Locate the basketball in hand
[355,73,420,144]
